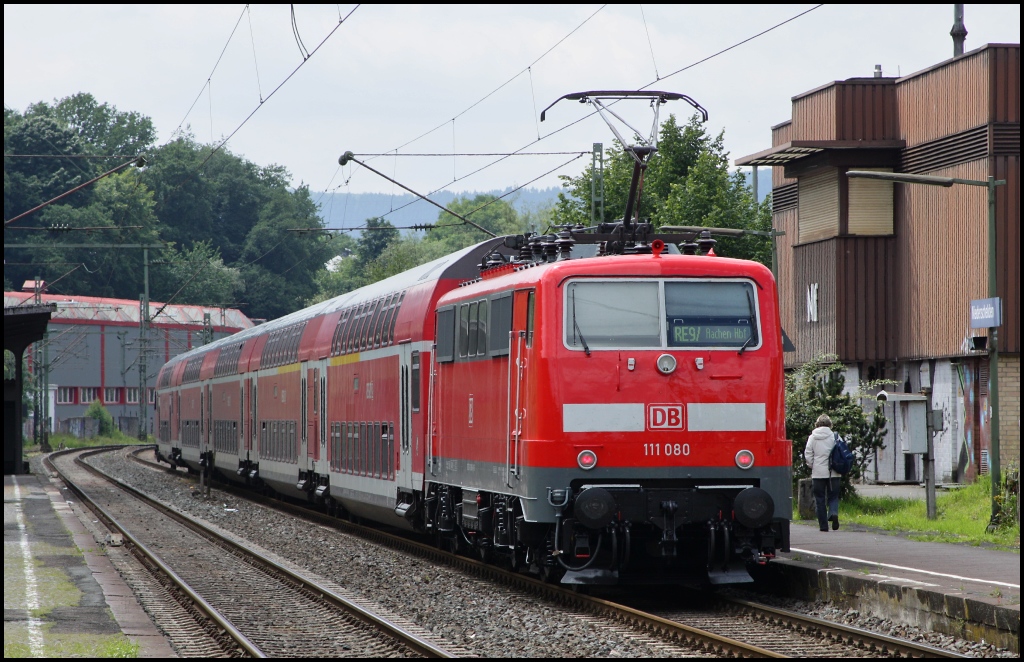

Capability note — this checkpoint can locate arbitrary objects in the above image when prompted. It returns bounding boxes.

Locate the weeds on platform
[842,480,1020,551]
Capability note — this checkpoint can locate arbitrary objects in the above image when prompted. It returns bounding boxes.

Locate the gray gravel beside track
[87,449,702,658]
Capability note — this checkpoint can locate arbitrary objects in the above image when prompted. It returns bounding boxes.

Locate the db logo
[648,404,684,430]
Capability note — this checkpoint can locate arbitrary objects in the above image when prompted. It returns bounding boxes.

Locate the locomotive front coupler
[658,500,679,557]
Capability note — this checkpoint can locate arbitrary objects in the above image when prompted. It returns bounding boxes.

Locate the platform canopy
[5,303,55,475]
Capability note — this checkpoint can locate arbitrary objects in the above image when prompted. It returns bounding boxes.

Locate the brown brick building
[738,43,1019,483]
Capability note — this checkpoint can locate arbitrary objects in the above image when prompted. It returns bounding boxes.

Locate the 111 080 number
[644,443,690,457]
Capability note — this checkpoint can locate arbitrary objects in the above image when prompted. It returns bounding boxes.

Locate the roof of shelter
[2,292,252,330]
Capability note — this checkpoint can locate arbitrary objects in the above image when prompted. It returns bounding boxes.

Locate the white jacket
[804,426,836,479]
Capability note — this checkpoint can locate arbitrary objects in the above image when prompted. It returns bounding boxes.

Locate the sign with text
[970,297,1002,329]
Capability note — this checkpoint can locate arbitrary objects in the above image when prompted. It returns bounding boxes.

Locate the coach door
[506,289,534,486]
[398,342,415,491]
[306,367,320,463]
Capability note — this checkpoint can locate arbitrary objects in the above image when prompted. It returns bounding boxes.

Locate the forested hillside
[4,94,330,321]
[6,96,770,323]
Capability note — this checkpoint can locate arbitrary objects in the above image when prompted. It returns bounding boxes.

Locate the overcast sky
[4,4,1020,198]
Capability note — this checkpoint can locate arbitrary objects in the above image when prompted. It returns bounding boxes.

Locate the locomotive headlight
[656,353,677,375]
[735,449,755,470]
[577,449,598,470]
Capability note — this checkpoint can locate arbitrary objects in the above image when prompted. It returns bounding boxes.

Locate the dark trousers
[812,477,840,530]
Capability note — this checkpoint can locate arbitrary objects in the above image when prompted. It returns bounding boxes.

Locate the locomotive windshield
[565,279,760,350]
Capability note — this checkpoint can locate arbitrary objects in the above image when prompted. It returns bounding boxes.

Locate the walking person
[804,414,841,532]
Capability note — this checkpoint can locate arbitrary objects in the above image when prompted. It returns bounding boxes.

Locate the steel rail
[126,446,967,658]
[717,596,966,658]
[85,446,453,658]
[45,447,265,658]
[126,448,776,657]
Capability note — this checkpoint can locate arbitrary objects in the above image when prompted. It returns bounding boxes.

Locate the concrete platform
[759,519,1020,652]
[4,469,175,658]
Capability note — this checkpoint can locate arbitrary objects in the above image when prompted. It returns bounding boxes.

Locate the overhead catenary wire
[171,5,250,138]
[162,5,359,215]
[372,5,607,161]
[366,4,827,219]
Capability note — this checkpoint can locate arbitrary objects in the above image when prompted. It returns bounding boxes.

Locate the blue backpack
[829,432,854,475]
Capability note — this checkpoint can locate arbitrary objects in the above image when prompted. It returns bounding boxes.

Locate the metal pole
[923,385,937,519]
[986,176,1001,524]
[139,248,150,442]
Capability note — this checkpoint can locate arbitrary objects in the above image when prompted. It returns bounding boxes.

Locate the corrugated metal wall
[835,81,899,141]
[988,45,1020,124]
[774,207,799,367]
[766,44,1018,364]
[894,159,989,359]
[792,85,837,140]
[836,236,897,361]
[897,49,989,147]
[994,154,1020,354]
[771,122,796,188]
[792,239,837,365]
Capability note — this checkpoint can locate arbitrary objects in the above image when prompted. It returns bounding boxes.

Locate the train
[153,228,791,585]
[154,92,791,586]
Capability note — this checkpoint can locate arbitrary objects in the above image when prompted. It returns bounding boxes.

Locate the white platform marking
[12,477,45,656]
[789,547,1020,589]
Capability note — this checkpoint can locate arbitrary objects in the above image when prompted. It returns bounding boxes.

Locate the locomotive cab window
[665,281,759,349]
[564,279,760,351]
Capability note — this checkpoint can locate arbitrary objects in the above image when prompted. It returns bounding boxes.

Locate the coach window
[411,351,421,411]
[387,292,405,343]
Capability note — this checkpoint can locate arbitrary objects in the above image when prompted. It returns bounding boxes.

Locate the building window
[57,387,75,404]
[126,387,140,404]
[80,387,100,404]
[148,388,155,404]
[104,387,119,404]
[797,167,839,243]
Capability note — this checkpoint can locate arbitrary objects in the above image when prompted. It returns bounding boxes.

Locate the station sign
[970,297,1001,329]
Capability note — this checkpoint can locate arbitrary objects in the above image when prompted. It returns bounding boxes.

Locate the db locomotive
[155,92,791,585]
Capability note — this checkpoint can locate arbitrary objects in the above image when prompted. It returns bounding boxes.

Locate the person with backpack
[804,414,844,532]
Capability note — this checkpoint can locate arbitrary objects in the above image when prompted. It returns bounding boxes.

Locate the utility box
[877,390,928,454]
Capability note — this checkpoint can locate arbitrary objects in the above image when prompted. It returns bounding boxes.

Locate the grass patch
[4,632,140,658]
[838,480,1020,550]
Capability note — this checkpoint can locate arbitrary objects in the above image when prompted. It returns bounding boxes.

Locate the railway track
[46,447,452,658]
[113,445,963,658]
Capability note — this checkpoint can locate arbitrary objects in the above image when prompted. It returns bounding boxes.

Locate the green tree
[551,114,771,264]
[14,170,163,300]
[44,93,156,158]
[786,354,891,497]
[84,399,115,437]
[4,110,91,220]
[356,217,400,264]
[427,194,523,253]
[238,184,332,320]
[154,241,244,307]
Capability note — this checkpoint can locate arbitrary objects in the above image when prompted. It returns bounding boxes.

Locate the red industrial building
[4,290,253,438]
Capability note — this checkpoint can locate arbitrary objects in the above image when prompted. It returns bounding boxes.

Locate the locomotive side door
[506,289,534,485]
[397,342,415,492]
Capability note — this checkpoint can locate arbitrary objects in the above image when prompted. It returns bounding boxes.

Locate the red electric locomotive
[155,91,791,585]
